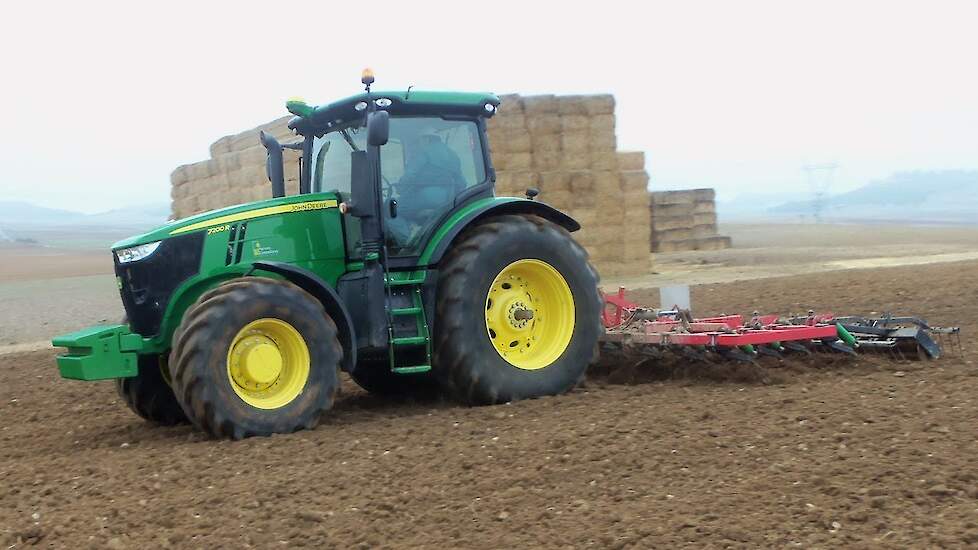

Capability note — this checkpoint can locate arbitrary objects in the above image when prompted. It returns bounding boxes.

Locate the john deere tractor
[52,71,602,439]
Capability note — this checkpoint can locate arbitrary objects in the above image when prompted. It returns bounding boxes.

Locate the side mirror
[367,111,389,146]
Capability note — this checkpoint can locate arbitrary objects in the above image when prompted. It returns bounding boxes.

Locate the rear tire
[115,353,188,426]
[433,214,602,404]
[169,277,342,439]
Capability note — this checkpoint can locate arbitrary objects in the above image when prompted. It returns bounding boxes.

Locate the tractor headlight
[115,241,162,264]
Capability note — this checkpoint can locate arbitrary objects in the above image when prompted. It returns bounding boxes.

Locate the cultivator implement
[600,287,960,363]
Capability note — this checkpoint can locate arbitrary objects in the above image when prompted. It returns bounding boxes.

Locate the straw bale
[526,115,562,136]
[589,114,616,131]
[495,170,536,195]
[583,95,615,116]
[588,129,617,151]
[692,224,718,238]
[209,136,233,158]
[496,131,532,154]
[170,165,191,186]
[522,95,558,115]
[238,146,268,167]
[651,202,695,217]
[530,134,561,153]
[592,170,619,193]
[617,152,645,171]
[494,153,532,171]
[692,212,718,226]
[692,201,716,214]
[532,150,562,171]
[497,94,524,114]
[538,172,570,193]
[619,170,650,191]
[652,190,698,205]
[568,171,595,193]
[654,228,693,242]
[560,131,590,153]
[653,240,696,253]
[589,151,619,170]
[651,215,692,231]
[540,190,573,210]
[695,236,732,250]
[557,95,589,115]
[558,151,590,170]
[489,113,527,130]
[560,115,590,132]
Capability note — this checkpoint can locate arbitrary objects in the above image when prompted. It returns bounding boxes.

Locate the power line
[802,163,838,223]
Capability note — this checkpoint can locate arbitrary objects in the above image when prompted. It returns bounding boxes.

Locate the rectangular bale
[522,95,558,115]
[525,115,562,136]
[617,152,645,171]
[692,212,718,226]
[583,95,615,116]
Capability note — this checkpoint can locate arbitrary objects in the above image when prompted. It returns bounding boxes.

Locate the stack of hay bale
[489,94,651,278]
[170,116,297,218]
[169,93,654,278]
[649,189,732,252]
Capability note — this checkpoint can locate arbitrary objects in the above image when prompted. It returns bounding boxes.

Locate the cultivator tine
[678,345,712,363]
[755,345,783,360]
[822,338,857,356]
[781,341,813,355]
[718,346,756,364]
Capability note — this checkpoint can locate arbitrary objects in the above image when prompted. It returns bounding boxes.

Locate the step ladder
[385,270,432,374]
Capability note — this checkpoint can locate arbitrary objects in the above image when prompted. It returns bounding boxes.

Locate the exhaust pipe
[259,130,285,198]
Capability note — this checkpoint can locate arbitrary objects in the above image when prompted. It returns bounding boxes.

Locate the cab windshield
[312,116,487,256]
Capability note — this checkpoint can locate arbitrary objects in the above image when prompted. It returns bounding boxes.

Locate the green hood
[112,192,340,250]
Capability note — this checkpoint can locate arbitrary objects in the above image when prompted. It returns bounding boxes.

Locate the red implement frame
[600,287,839,348]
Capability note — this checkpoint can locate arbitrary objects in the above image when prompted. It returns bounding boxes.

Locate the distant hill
[0,201,169,229]
[0,201,170,249]
[770,170,978,223]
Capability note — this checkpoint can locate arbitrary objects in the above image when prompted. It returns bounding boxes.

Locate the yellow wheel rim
[226,318,310,410]
[485,259,575,370]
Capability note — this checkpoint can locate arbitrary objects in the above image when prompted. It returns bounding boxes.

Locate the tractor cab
[262,71,500,265]
[311,111,489,257]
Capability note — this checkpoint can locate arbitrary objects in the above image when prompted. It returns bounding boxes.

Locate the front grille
[115,232,204,338]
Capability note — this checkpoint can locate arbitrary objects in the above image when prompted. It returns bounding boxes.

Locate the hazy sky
[2,1,976,213]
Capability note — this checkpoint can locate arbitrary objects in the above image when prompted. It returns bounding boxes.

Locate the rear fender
[419,197,579,267]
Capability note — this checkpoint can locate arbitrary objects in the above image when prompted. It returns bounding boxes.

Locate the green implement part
[836,323,859,348]
[52,324,145,380]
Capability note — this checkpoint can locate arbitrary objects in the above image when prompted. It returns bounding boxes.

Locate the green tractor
[52,71,602,439]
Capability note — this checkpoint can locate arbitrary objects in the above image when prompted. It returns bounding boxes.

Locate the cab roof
[287,90,500,135]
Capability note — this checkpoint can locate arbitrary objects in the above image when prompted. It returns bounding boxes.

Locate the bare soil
[2,260,976,548]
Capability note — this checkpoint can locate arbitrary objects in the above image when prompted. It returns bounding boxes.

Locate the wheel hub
[226,319,310,409]
[485,259,575,370]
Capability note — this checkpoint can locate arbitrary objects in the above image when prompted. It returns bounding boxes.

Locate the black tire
[350,355,441,399]
[169,277,342,439]
[433,214,602,404]
[115,353,189,426]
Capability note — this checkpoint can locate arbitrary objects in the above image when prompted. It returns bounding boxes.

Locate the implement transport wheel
[115,353,188,426]
[169,277,342,439]
[433,214,602,404]
[350,355,441,399]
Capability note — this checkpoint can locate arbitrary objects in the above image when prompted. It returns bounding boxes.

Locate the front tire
[169,278,342,439]
[433,214,602,404]
[115,353,188,426]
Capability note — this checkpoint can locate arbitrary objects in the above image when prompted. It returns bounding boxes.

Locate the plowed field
[1,261,976,548]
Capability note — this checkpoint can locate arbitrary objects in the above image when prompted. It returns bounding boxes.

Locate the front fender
[419,197,579,266]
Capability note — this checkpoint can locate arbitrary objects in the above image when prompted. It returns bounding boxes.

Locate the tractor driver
[386,131,465,251]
